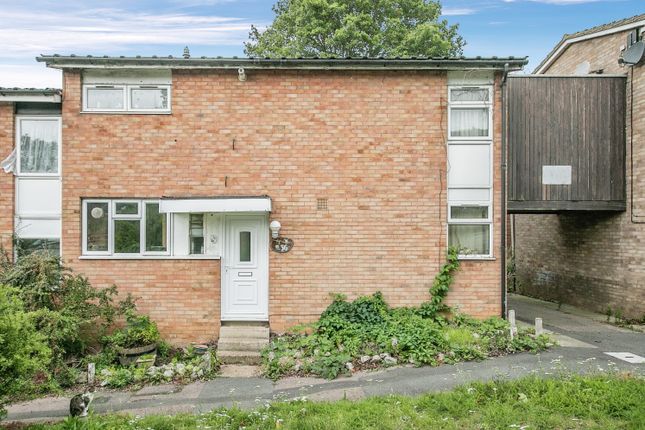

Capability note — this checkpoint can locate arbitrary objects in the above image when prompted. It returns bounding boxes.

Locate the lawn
[23,373,644,430]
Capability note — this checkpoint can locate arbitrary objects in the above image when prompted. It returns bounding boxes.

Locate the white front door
[221,214,269,320]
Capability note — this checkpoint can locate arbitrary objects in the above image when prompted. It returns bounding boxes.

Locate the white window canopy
[159,196,272,214]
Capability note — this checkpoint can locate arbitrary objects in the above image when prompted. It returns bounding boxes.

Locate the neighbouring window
[450,205,488,219]
[189,214,204,255]
[447,84,493,258]
[448,224,491,256]
[16,238,60,258]
[17,117,60,175]
[83,84,171,113]
[449,87,489,102]
[448,85,492,140]
[83,199,169,256]
[450,108,490,137]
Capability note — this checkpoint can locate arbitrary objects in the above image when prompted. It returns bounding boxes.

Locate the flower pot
[117,343,157,366]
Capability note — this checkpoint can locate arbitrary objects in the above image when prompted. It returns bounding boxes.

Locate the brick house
[1,56,526,345]
[513,14,645,319]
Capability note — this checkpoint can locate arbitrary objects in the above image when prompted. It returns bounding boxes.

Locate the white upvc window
[448,86,493,140]
[447,84,494,259]
[16,116,61,176]
[83,85,126,112]
[129,85,170,111]
[82,84,171,113]
[82,199,170,256]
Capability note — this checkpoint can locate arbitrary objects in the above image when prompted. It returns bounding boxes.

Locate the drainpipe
[501,63,509,319]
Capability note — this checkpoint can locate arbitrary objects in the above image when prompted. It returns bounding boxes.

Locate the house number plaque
[272,237,293,253]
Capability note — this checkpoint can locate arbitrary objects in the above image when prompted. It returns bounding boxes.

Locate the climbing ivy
[418,247,460,319]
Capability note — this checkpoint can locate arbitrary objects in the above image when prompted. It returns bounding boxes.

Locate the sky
[0,0,643,88]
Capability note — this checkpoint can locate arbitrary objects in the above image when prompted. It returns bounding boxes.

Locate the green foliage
[0,252,135,391]
[102,311,163,349]
[25,374,645,430]
[0,285,51,418]
[245,0,464,58]
[320,292,388,326]
[263,249,548,379]
[418,247,459,320]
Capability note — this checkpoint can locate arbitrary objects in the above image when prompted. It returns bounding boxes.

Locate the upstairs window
[448,86,492,140]
[85,86,125,111]
[17,117,61,176]
[83,84,171,113]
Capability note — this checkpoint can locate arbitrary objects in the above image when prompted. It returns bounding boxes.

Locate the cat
[69,389,94,418]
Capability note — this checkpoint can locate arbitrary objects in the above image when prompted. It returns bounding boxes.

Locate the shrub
[103,311,163,349]
[0,285,51,418]
[0,251,135,388]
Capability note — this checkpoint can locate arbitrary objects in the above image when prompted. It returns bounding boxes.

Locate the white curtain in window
[1,148,16,174]
[450,108,489,137]
[20,120,58,174]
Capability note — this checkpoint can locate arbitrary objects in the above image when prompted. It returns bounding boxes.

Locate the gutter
[36,56,528,71]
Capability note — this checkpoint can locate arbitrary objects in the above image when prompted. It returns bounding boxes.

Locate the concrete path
[4,294,644,425]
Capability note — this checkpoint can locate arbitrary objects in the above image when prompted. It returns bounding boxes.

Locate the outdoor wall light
[269,220,281,239]
[238,67,247,82]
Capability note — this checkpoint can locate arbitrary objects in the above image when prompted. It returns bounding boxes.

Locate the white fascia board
[536,20,645,74]
[83,69,172,85]
[0,94,61,102]
[159,197,272,214]
[447,70,495,85]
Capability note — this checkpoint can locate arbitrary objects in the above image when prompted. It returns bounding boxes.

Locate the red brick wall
[514,30,645,319]
[60,69,503,344]
[0,103,14,256]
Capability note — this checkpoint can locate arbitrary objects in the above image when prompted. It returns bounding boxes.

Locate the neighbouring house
[0,55,527,347]
[512,14,645,320]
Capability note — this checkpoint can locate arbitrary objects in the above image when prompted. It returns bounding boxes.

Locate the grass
[21,373,645,430]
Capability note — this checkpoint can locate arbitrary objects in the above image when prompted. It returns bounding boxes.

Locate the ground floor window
[15,238,60,258]
[82,199,169,256]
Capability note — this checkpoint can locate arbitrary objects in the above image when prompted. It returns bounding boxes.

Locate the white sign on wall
[542,165,572,185]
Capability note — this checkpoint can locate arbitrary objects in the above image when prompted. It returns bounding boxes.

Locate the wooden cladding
[507,76,626,212]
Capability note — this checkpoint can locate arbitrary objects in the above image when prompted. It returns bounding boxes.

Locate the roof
[0,87,62,102]
[535,13,645,74]
[37,55,528,71]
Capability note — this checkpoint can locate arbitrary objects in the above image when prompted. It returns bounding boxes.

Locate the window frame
[448,223,493,259]
[448,201,492,223]
[143,201,170,256]
[127,85,171,113]
[447,85,493,141]
[189,213,205,255]
[447,84,494,259]
[82,84,171,113]
[15,116,62,177]
[113,200,141,218]
[82,199,112,256]
[82,85,127,112]
[82,199,171,257]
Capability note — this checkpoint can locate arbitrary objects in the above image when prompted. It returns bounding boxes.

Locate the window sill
[80,111,172,115]
[79,255,220,260]
[457,256,496,261]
